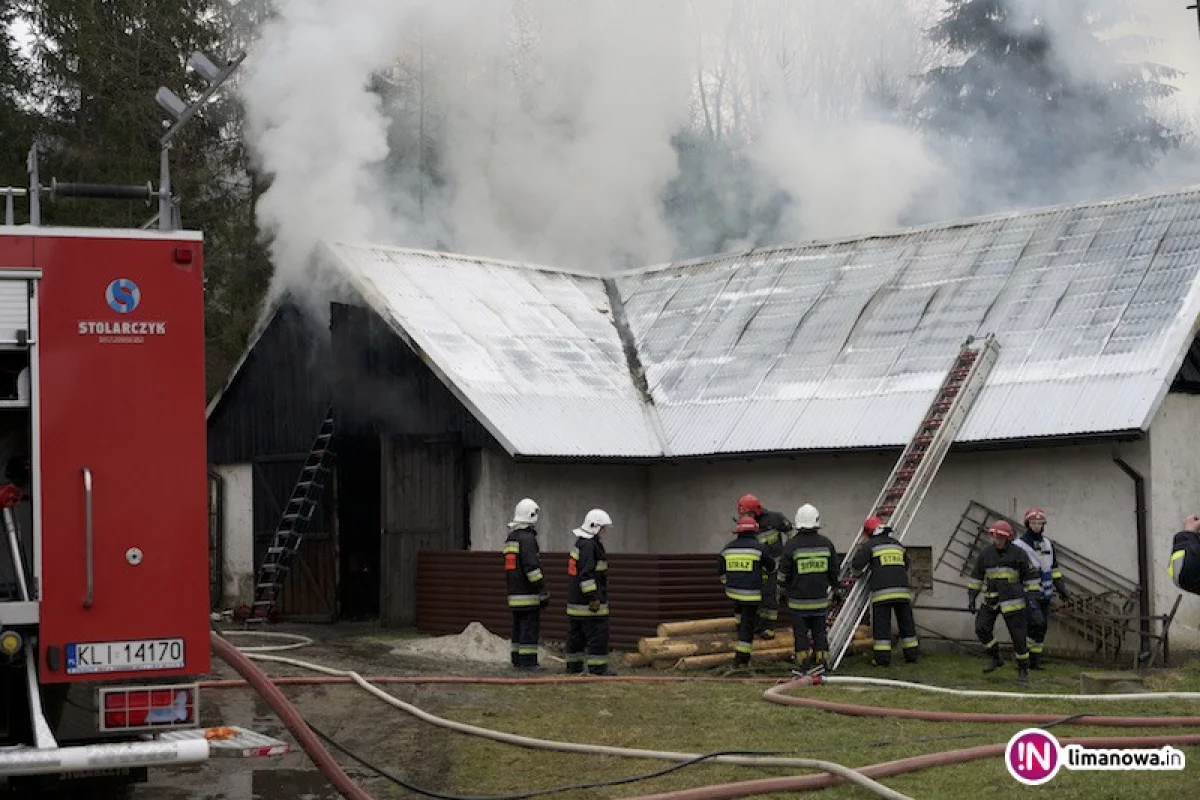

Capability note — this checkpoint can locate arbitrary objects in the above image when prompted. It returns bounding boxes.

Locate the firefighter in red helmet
[718,516,776,667]
[968,519,1043,684]
[851,516,920,666]
[1012,507,1069,669]
[735,493,793,639]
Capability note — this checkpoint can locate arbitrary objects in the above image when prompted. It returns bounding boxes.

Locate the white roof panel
[322,244,663,457]
[296,186,1200,458]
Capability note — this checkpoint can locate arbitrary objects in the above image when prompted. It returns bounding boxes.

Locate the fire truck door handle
[82,466,93,609]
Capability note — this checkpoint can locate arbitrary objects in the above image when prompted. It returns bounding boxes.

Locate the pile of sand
[390,621,549,664]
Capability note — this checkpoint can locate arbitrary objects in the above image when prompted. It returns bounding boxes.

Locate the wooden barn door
[380,436,465,627]
[252,455,338,621]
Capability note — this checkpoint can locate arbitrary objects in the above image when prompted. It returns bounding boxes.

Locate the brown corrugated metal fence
[417,552,737,648]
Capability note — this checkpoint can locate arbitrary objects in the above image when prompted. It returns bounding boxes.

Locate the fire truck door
[34,237,210,684]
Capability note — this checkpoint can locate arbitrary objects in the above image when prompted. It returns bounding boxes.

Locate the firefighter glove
[967,594,977,615]
[539,592,550,609]
[1056,583,1070,601]
[588,598,601,613]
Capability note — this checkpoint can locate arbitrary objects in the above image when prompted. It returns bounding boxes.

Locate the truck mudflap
[0,738,209,777]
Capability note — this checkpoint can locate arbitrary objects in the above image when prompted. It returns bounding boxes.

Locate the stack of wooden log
[624,618,873,670]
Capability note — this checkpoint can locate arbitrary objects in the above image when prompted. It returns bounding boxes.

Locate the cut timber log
[656,618,738,637]
[674,646,795,670]
[623,651,653,668]
[639,631,794,660]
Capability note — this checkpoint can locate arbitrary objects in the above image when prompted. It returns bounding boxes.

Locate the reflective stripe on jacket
[718,534,776,603]
[505,527,545,608]
[567,535,609,616]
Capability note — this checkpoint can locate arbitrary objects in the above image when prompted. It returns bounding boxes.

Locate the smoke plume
[238,0,1200,298]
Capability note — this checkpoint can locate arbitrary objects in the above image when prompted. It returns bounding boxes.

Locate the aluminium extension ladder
[248,406,335,622]
[825,334,1000,670]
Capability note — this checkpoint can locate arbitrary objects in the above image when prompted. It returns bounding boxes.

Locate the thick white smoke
[238,0,1200,297]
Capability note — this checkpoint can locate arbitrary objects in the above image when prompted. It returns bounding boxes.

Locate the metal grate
[937,501,1140,660]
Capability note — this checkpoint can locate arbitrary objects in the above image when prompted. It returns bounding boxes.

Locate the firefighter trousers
[791,611,829,658]
[975,603,1029,664]
[1026,598,1051,664]
[757,573,779,631]
[510,609,541,668]
[871,600,920,665]
[733,601,759,665]
[565,616,610,674]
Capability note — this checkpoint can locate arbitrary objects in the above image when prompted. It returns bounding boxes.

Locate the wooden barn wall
[381,436,466,626]
[208,302,333,465]
[251,455,338,621]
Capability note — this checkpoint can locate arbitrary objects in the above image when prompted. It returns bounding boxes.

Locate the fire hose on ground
[211,630,912,800]
[210,630,1200,800]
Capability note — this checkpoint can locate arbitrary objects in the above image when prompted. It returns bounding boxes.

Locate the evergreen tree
[24,0,275,398]
[23,0,231,228]
[0,5,34,211]
[919,0,1179,211]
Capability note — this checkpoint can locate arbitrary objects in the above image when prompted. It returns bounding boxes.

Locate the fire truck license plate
[65,638,185,675]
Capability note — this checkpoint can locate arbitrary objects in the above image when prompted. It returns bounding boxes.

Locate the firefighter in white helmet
[777,503,841,675]
[566,508,616,675]
[504,498,548,670]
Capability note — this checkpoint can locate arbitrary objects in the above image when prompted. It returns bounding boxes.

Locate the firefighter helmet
[989,520,1015,540]
[1024,508,1046,523]
[795,503,820,529]
[862,515,883,536]
[575,508,612,538]
[737,493,763,516]
[508,498,540,529]
[734,516,759,534]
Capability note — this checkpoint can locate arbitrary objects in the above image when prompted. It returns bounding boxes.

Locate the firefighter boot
[1029,650,1044,670]
[1017,662,1030,686]
[796,651,811,673]
[983,647,1004,674]
[809,650,828,677]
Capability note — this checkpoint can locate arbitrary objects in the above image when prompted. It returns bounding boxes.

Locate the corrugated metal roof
[321,243,663,457]
[619,188,1200,455]
[313,187,1200,458]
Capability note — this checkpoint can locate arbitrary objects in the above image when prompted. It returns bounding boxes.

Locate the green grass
[429,653,1200,799]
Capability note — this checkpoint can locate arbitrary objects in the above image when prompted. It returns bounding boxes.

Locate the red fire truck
[0,148,255,791]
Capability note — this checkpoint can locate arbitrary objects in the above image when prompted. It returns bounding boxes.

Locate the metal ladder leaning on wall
[247,406,335,622]
[826,335,1000,671]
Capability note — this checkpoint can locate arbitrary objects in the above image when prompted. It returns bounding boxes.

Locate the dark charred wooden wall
[207,301,332,464]
[330,302,494,447]
[380,436,466,626]
[207,299,337,619]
